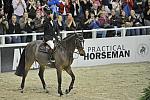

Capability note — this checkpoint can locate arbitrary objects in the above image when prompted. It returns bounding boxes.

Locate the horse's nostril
[80,53,85,56]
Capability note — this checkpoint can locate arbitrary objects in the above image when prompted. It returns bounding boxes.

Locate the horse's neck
[61,38,76,54]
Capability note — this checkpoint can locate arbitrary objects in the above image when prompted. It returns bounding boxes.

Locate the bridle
[73,34,85,58]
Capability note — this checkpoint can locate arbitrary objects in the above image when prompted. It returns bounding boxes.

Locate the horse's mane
[62,33,76,42]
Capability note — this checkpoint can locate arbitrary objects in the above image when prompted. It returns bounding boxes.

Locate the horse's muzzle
[79,49,85,56]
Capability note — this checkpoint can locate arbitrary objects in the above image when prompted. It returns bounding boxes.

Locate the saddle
[39,39,61,53]
[39,42,56,63]
[39,42,52,53]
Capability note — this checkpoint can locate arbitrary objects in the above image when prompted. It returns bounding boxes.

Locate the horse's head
[75,33,85,56]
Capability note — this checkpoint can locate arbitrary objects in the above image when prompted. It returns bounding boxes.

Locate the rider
[43,13,60,62]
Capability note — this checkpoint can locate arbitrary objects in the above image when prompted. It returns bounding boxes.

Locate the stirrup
[50,57,55,62]
[50,60,55,63]
[47,60,55,64]
[47,59,55,64]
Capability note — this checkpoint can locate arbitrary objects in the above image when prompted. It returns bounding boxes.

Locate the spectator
[129,10,146,35]
[0,14,8,44]
[0,14,8,34]
[134,0,145,14]
[27,0,36,19]
[33,12,44,33]
[19,12,34,42]
[144,0,150,35]
[110,0,121,16]
[126,9,140,36]
[19,12,33,32]
[48,0,60,15]
[56,15,65,31]
[92,0,101,15]
[118,9,139,36]
[58,0,70,22]
[33,12,44,40]
[69,0,80,21]
[0,6,3,14]
[125,0,134,9]
[83,10,90,30]
[43,2,52,18]
[122,1,131,17]
[108,9,118,27]
[0,0,2,9]
[102,0,111,13]
[40,0,47,6]
[118,10,129,27]
[36,0,44,17]
[88,13,106,38]
[3,0,13,21]
[82,10,92,38]
[134,0,145,25]
[12,0,27,22]
[88,13,100,29]
[66,13,76,31]
[98,10,109,28]
[80,0,93,14]
[7,14,21,43]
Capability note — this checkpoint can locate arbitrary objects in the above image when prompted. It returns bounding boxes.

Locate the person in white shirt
[12,0,26,22]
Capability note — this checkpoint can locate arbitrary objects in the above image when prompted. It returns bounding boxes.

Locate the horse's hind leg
[20,70,28,93]
[65,67,75,94]
[38,66,49,93]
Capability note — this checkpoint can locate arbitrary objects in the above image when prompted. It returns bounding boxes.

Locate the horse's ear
[76,32,82,36]
[77,30,84,38]
[77,32,84,38]
[81,30,84,36]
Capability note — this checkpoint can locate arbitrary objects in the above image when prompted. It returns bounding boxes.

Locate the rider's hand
[57,36,61,41]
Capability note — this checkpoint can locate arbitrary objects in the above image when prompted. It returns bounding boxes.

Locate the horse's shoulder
[31,40,43,45]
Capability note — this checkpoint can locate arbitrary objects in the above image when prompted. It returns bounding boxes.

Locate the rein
[54,33,84,59]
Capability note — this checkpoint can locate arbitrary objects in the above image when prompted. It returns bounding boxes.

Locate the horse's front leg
[56,67,63,96]
[65,67,75,94]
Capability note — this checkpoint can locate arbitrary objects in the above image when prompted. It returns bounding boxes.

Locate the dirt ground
[0,62,150,100]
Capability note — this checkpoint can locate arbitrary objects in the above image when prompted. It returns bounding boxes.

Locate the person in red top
[58,0,70,22]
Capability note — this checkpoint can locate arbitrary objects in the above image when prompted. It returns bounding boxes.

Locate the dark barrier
[0,47,22,72]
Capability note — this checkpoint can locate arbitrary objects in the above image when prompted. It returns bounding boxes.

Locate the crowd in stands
[0,0,150,44]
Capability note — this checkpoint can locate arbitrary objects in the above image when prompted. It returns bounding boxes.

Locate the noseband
[75,36,84,50]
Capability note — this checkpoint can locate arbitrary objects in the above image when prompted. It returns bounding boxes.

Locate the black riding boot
[48,49,55,63]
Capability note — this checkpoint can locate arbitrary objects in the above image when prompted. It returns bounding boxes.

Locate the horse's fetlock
[45,89,49,93]
[69,86,73,92]
[58,89,63,95]
[20,89,24,93]
[69,86,73,90]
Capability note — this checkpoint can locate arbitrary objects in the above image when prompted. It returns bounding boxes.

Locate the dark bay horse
[15,33,85,96]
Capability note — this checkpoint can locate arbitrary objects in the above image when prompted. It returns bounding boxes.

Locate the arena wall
[0,35,150,72]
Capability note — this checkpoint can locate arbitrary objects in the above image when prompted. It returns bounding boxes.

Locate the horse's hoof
[59,93,63,97]
[45,90,49,93]
[58,92,63,96]
[20,90,24,93]
[65,89,70,94]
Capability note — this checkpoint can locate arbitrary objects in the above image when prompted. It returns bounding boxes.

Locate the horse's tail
[15,48,26,77]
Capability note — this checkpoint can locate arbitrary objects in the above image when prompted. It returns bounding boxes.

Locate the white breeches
[46,40,54,49]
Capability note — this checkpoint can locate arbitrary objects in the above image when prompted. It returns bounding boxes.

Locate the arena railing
[0,26,150,48]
